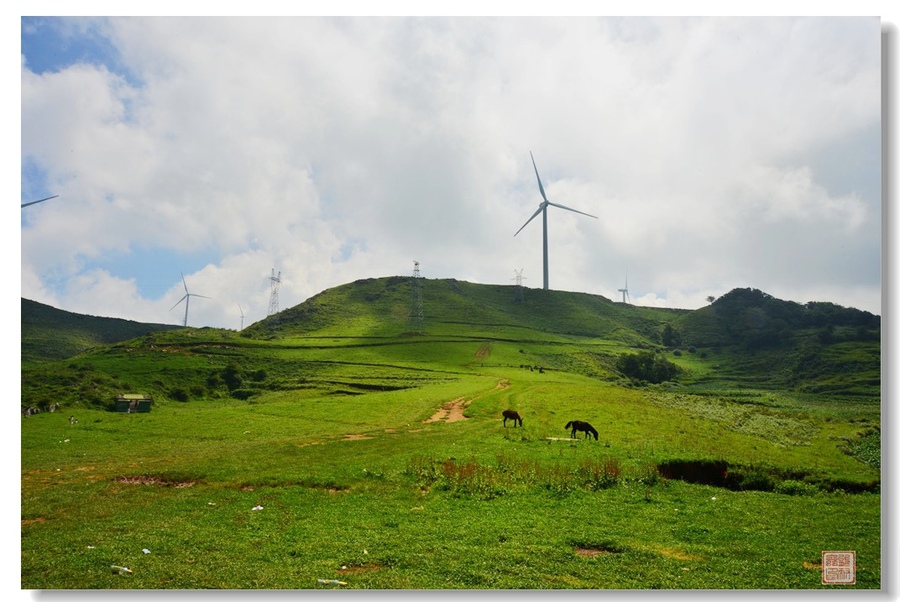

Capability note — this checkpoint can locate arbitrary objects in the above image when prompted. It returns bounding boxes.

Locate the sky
[17,13,888,330]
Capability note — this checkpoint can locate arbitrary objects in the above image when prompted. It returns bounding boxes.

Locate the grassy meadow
[20,279,881,589]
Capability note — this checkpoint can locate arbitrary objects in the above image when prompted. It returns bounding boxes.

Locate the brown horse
[565,420,598,440]
[502,409,523,427]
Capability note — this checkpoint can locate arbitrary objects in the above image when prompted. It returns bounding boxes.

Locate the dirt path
[423,378,510,424]
[424,397,471,423]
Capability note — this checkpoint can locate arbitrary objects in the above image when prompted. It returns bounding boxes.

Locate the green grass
[22,364,880,589]
[21,279,881,589]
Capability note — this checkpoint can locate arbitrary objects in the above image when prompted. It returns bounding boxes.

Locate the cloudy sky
[18,14,886,330]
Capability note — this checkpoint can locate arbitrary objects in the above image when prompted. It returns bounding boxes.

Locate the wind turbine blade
[192,294,211,300]
[170,295,188,311]
[514,204,545,237]
[546,201,598,219]
[530,152,549,204]
[181,273,189,294]
[21,195,59,208]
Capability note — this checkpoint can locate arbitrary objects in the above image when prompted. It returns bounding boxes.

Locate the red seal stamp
[822,551,856,585]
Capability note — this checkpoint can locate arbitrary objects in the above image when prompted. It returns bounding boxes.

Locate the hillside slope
[20,279,880,410]
[244,276,688,345]
[21,298,180,366]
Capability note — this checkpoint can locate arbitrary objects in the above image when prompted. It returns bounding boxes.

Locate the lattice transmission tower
[267,268,281,316]
[407,261,424,334]
[512,269,526,304]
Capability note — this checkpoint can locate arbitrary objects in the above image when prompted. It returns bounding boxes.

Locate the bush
[222,364,243,391]
[616,351,681,384]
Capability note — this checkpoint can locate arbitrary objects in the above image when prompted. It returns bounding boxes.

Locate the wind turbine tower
[618,270,631,304]
[514,152,598,290]
[267,269,281,316]
[170,273,209,327]
[238,304,245,331]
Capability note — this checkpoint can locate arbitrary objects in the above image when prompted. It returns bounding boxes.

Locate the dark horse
[565,420,598,440]
[502,409,523,427]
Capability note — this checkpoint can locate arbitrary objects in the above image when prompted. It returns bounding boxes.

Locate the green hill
[21,298,180,367]
[21,278,879,413]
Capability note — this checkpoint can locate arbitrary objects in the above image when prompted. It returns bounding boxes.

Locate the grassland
[20,279,881,589]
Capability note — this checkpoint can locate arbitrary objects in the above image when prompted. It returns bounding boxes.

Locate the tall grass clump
[405,454,442,491]
[405,454,625,498]
[439,458,506,499]
[576,457,622,491]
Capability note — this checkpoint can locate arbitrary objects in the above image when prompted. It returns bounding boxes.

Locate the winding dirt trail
[422,378,510,424]
[423,397,471,423]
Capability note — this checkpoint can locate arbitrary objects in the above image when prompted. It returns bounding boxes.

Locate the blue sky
[23,17,121,75]
[18,14,890,329]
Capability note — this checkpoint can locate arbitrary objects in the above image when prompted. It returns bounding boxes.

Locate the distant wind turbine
[618,270,631,304]
[21,195,58,208]
[169,273,209,327]
[238,304,244,331]
[514,152,597,290]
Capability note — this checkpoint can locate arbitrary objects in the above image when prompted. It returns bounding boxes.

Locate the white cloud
[20,16,883,329]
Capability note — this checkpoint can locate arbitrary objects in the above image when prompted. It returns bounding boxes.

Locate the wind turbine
[169,273,209,327]
[618,270,631,304]
[238,304,244,331]
[21,195,58,208]
[514,152,597,290]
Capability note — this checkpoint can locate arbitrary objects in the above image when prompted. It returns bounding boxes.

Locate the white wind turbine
[514,152,597,290]
[618,270,631,304]
[21,195,58,208]
[238,304,244,331]
[170,273,209,327]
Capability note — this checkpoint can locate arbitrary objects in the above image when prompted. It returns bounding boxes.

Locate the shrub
[222,363,243,391]
[616,351,681,384]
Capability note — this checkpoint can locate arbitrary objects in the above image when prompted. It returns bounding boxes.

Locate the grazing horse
[502,409,523,427]
[565,420,598,440]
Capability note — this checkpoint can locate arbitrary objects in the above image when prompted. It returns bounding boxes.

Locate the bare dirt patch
[113,475,196,488]
[495,378,510,389]
[424,397,471,423]
[803,561,822,570]
[343,433,373,441]
[22,517,47,527]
